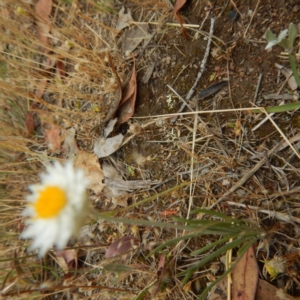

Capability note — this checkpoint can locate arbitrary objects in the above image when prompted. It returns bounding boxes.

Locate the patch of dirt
[116,0,300,297]
[2,0,300,299]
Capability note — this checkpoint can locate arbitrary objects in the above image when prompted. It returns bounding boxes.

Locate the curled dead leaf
[173,0,187,38]
[117,58,137,124]
[75,151,105,194]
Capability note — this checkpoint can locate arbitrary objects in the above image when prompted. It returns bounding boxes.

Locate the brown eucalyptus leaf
[232,245,259,300]
[117,59,137,124]
[173,0,187,38]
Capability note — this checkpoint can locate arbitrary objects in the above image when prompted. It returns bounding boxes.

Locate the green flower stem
[289,52,300,88]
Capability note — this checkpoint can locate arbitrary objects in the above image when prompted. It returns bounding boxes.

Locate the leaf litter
[3,0,300,299]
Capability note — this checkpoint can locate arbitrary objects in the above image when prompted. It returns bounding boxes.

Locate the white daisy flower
[21,161,89,257]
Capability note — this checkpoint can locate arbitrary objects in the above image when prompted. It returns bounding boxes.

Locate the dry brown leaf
[74,151,105,194]
[105,236,138,259]
[25,112,35,137]
[174,0,186,11]
[232,245,259,300]
[35,0,52,52]
[154,254,166,296]
[207,276,227,300]
[173,0,187,38]
[55,249,77,273]
[44,123,62,152]
[93,134,124,159]
[117,59,137,124]
[101,53,122,123]
[62,127,78,157]
[116,6,133,31]
[56,60,66,80]
[124,24,149,55]
[256,279,296,300]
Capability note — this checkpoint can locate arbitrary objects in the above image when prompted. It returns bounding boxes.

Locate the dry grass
[2,0,300,299]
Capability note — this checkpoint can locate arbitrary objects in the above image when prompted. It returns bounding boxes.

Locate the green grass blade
[190,236,232,256]
[252,101,300,113]
[147,231,202,257]
[198,238,257,299]
[180,237,248,285]
[190,208,239,221]
[289,53,300,88]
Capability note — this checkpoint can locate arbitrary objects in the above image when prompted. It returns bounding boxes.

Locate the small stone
[228,10,239,22]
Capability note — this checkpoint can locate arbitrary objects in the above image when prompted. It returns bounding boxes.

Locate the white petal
[278,29,288,42]
[265,40,277,50]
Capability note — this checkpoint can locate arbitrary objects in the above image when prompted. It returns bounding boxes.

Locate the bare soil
[115,0,300,298]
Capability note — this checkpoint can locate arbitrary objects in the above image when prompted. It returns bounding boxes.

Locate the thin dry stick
[133,106,274,119]
[252,100,284,131]
[226,60,237,117]
[230,0,242,18]
[261,108,300,160]
[253,72,263,103]
[186,106,198,220]
[226,239,233,300]
[167,84,194,112]
[227,201,300,224]
[167,84,229,157]
[243,0,261,37]
[171,17,215,123]
[209,141,284,209]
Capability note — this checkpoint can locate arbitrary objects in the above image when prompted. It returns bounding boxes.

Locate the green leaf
[288,23,298,50]
[277,38,289,50]
[180,238,248,285]
[197,238,257,299]
[190,236,231,256]
[252,101,300,113]
[265,29,277,42]
[147,231,203,257]
[289,54,300,88]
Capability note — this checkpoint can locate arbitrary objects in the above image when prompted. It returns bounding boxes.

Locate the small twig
[227,201,300,225]
[226,60,236,117]
[252,101,285,131]
[253,72,263,103]
[230,0,242,18]
[243,0,261,37]
[171,17,215,123]
[187,103,199,220]
[261,108,300,160]
[167,84,194,112]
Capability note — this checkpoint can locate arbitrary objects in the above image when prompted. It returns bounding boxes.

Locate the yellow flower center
[34,186,67,218]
